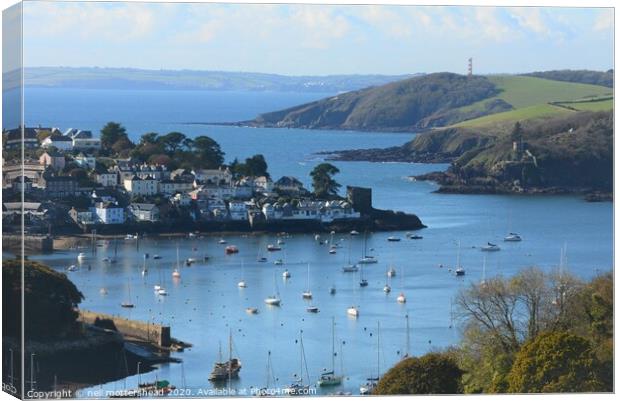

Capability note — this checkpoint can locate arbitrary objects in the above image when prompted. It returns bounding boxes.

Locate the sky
[20,1,615,76]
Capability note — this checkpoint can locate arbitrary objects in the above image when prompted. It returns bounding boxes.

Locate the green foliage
[231,154,269,178]
[523,70,613,88]
[128,131,224,169]
[256,73,501,130]
[375,353,463,394]
[100,122,129,150]
[310,163,341,198]
[507,332,604,393]
[2,259,84,340]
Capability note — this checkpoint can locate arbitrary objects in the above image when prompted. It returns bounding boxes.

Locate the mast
[228,329,232,388]
[331,317,336,372]
[306,263,310,293]
[376,322,380,379]
[456,240,461,268]
[405,312,410,358]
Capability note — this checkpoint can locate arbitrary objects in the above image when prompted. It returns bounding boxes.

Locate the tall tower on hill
[467,58,473,77]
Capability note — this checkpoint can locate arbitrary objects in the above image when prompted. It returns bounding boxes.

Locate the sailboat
[238,261,247,288]
[396,268,406,303]
[481,242,501,252]
[121,281,135,308]
[387,266,396,277]
[141,254,148,276]
[264,272,282,306]
[454,240,465,276]
[208,330,242,382]
[256,351,276,397]
[347,306,359,318]
[359,263,368,287]
[285,330,311,395]
[383,273,391,293]
[302,264,313,299]
[504,211,523,241]
[317,317,344,386]
[401,313,411,359]
[359,321,381,395]
[172,245,181,279]
[358,232,378,264]
[342,237,359,272]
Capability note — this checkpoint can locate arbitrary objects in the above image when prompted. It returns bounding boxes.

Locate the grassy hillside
[454,76,612,127]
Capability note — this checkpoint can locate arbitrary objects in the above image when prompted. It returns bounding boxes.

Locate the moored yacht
[347,306,359,317]
[504,232,522,242]
[481,242,501,252]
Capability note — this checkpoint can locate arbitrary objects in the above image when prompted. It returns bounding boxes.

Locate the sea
[17,87,614,396]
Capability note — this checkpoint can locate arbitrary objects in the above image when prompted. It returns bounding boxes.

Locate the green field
[453,75,613,127]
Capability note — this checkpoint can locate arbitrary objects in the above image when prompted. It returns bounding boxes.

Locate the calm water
[22,88,613,396]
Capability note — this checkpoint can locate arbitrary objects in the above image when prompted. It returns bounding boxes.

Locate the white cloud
[24,2,159,41]
[593,9,614,32]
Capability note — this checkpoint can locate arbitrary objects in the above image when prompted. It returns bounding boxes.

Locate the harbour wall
[2,234,54,254]
[78,310,171,347]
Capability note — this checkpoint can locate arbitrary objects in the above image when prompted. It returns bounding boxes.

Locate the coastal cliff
[239,73,509,131]
[327,111,613,197]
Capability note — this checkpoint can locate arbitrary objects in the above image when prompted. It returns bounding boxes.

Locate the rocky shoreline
[413,171,613,201]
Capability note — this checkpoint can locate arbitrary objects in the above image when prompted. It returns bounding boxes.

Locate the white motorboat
[218,238,227,244]
[306,305,319,313]
[481,242,501,252]
[157,288,168,296]
[387,266,396,277]
[274,259,284,265]
[350,230,360,236]
[282,269,291,278]
[153,284,162,291]
[360,380,377,396]
[358,256,378,264]
[383,284,391,293]
[67,264,78,272]
[329,248,337,254]
[246,307,259,314]
[504,233,522,242]
[99,287,108,295]
[77,253,87,262]
[387,236,401,242]
[238,280,247,288]
[397,292,407,303]
[267,244,281,252]
[455,267,465,276]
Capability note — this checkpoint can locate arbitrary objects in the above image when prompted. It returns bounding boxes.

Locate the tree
[310,163,341,198]
[158,131,186,154]
[507,331,604,393]
[100,122,128,149]
[3,259,83,339]
[193,135,224,168]
[375,353,463,394]
[245,154,269,177]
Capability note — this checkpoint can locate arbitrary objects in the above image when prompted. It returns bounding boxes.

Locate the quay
[78,310,190,351]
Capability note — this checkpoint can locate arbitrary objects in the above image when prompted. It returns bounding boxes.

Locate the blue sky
[22,1,614,75]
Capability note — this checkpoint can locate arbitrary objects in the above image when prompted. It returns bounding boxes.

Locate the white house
[193,168,232,186]
[128,203,160,222]
[73,137,101,151]
[124,175,159,196]
[171,192,192,207]
[274,176,306,194]
[94,202,125,224]
[96,171,118,187]
[228,200,249,221]
[159,179,194,195]
[41,135,73,151]
[74,155,97,169]
[253,176,274,192]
